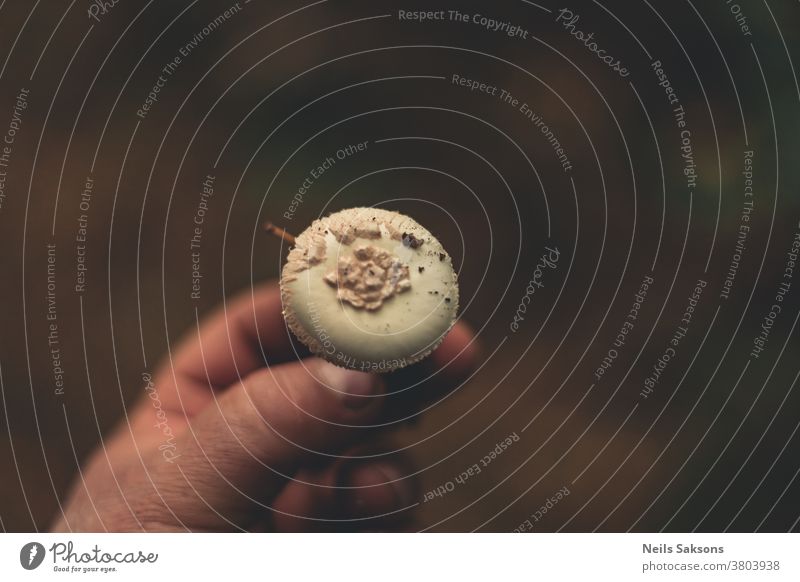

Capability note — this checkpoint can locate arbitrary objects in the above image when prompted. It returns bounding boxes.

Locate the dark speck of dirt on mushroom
[402,232,423,249]
[418,266,425,273]
[438,252,445,261]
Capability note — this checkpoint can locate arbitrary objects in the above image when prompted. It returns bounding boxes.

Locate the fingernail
[318,363,383,409]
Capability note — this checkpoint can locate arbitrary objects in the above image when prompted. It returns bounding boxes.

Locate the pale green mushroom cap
[280,207,459,372]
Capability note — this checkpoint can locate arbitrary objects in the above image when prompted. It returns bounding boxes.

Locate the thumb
[152,358,384,529]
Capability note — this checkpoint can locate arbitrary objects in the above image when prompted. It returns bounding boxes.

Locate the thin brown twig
[263,221,296,246]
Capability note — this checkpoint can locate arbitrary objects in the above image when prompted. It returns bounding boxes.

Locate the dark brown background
[0,0,799,532]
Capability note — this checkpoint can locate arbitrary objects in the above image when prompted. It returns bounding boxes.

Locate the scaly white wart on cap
[280,208,459,372]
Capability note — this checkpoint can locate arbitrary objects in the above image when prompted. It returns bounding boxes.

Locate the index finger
[155,282,302,414]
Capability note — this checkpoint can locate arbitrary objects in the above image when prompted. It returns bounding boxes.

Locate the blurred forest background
[0,0,799,532]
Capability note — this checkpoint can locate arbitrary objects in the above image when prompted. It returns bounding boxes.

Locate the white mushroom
[280,207,459,372]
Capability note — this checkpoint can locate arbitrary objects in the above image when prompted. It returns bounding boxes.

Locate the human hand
[52,282,478,531]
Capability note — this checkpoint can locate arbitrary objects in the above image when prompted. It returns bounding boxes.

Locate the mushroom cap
[280,207,459,372]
